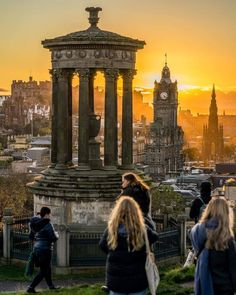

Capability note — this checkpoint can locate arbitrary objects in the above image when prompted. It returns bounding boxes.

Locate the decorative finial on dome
[85,7,102,28]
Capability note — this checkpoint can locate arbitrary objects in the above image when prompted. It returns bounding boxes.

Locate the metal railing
[69,227,181,267]
[154,228,180,260]
[11,215,32,260]
[3,213,183,267]
[69,232,107,266]
[0,222,3,257]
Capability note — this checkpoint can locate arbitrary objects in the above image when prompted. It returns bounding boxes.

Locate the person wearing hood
[26,207,59,293]
[99,196,159,295]
[189,181,212,223]
[119,172,155,230]
[190,197,236,295]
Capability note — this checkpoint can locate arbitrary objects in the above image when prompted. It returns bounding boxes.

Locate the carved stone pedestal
[89,139,102,169]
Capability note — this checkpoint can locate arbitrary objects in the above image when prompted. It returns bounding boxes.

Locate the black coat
[189,195,211,223]
[99,225,159,293]
[120,184,150,216]
[209,238,236,295]
[29,217,58,251]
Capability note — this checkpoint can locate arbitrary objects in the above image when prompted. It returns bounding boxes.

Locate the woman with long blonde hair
[99,196,158,295]
[190,197,236,295]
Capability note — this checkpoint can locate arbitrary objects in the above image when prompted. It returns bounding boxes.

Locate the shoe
[49,286,60,290]
[26,287,37,293]
[101,285,109,293]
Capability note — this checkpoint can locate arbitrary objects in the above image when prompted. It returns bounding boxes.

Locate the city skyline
[1,1,236,96]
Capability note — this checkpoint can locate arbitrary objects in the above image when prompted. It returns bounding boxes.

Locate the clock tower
[145,57,184,180]
[153,57,178,128]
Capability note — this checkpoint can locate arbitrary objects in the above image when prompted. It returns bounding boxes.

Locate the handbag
[183,249,195,268]
[183,242,206,268]
[144,228,160,295]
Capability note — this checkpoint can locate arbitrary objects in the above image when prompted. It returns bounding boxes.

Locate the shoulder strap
[35,222,50,238]
[198,195,205,205]
[196,241,206,258]
[144,227,151,254]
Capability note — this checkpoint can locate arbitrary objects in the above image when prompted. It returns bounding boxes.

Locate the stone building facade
[202,85,224,162]
[145,61,184,180]
[2,77,51,128]
[11,76,51,107]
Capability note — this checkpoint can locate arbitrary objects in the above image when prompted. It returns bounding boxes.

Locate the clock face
[160,92,168,100]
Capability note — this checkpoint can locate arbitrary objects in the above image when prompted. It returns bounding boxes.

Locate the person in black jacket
[26,207,59,293]
[99,196,159,295]
[119,172,155,230]
[190,196,236,295]
[189,181,212,223]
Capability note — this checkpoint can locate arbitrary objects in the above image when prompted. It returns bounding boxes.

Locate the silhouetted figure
[189,181,212,223]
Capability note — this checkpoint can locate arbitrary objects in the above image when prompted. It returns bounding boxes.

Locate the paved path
[0,278,103,293]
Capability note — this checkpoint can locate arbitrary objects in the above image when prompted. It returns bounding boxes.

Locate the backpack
[198,196,206,218]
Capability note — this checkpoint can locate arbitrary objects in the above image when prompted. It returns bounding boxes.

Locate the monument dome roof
[42,7,145,50]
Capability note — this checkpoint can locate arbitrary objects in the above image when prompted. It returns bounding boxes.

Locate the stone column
[3,208,13,261]
[104,69,119,168]
[121,69,136,168]
[178,215,187,258]
[77,69,90,168]
[55,224,69,269]
[55,69,73,169]
[49,69,58,167]
[67,73,73,165]
[89,70,96,114]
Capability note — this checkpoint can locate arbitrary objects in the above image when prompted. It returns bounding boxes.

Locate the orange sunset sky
[0,0,236,113]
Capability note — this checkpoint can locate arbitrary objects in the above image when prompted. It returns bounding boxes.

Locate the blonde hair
[108,196,145,251]
[199,196,234,251]
[123,172,149,190]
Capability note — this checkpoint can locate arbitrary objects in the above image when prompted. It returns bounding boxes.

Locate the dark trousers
[213,284,234,295]
[30,249,53,289]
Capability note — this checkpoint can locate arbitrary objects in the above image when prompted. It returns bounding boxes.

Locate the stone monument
[28,7,145,227]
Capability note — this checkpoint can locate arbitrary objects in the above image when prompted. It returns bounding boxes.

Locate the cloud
[0,88,9,92]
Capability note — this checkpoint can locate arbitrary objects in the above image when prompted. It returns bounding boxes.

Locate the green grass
[0,265,27,281]
[0,264,194,295]
[156,265,194,295]
[164,265,195,283]
[0,264,104,282]
[0,284,105,295]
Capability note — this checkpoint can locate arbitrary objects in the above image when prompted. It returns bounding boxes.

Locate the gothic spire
[208,84,218,133]
[212,83,216,99]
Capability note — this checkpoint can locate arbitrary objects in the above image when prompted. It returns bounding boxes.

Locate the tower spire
[165,53,167,67]
[208,83,218,133]
[212,83,216,99]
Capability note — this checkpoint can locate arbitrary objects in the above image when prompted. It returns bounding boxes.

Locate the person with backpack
[190,196,236,295]
[26,207,59,293]
[189,181,212,223]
